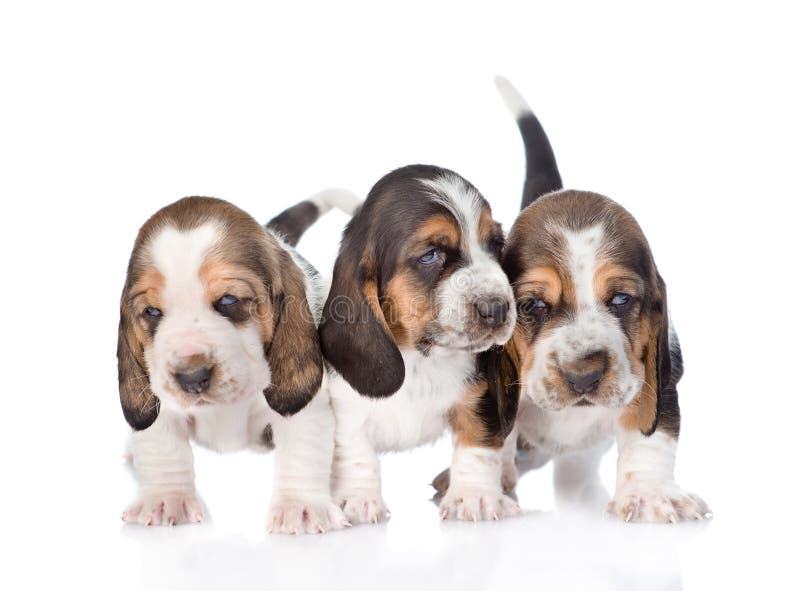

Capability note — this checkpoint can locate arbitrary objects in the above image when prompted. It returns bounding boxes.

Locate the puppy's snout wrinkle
[561,350,608,395]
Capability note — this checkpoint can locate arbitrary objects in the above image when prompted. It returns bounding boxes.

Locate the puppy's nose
[562,350,607,395]
[564,368,604,395]
[475,298,510,328]
[175,367,213,394]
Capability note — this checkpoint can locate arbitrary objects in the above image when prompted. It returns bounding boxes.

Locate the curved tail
[266,188,362,246]
[495,76,563,210]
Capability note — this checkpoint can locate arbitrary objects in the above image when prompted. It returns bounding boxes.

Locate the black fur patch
[266,200,320,247]
[517,113,563,210]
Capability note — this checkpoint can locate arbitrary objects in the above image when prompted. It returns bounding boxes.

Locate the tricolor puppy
[319,164,520,524]
[118,190,359,533]
[451,78,709,523]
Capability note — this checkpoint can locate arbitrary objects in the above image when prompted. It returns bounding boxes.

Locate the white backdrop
[1,2,797,590]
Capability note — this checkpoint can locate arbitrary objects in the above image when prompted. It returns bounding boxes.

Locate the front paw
[336,493,390,525]
[267,497,350,535]
[122,492,204,526]
[607,481,712,523]
[439,488,521,522]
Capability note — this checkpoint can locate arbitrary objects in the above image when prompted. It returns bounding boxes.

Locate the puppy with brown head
[444,78,709,523]
[319,165,521,523]
[118,190,359,533]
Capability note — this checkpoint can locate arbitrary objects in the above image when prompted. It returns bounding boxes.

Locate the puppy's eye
[219,294,239,306]
[418,248,441,266]
[519,297,550,321]
[214,294,242,319]
[143,306,162,319]
[608,293,634,316]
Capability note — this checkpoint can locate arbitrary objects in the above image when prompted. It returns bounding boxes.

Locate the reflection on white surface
[123,511,696,591]
[115,441,702,591]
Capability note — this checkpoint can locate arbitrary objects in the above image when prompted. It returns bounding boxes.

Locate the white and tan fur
[493,78,710,523]
[119,193,357,533]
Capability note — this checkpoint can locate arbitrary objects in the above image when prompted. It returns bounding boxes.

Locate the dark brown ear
[262,251,324,416]
[319,239,404,398]
[631,274,681,436]
[480,342,521,440]
[117,303,160,431]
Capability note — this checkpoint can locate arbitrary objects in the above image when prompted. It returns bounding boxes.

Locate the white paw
[122,492,204,526]
[607,481,712,523]
[267,497,350,535]
[439,488,521,522]
[336,493,390,525]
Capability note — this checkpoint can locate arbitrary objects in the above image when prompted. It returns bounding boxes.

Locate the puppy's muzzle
[560,350,608,396]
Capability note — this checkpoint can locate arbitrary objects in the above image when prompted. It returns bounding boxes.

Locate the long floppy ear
[631,274,676,436]
[319,240,404,397]
[262,251,324,416]
[117,302,160,431]
[480,342,520,440]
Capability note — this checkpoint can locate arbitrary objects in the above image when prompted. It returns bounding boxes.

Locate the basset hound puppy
[319,165,521,524]
[118,190,359,533]
[439,78,710,523]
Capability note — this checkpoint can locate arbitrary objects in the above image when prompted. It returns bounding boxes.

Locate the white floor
[8,429,789,591]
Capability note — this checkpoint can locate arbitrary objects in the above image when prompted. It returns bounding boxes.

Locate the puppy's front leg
[439,397,521,521]
[331,416,388,525]
[439,444,521,521]
[124,411,203,526]
[608,428,711,523]
[267,390,349,534]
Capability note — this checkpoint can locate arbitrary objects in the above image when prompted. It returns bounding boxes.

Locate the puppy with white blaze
[434,79,711,523]
[117,190,359,533]
[319,164,521,524]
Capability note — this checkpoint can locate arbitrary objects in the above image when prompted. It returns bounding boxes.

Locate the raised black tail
[495,76,563,210]
[266,189,361,246]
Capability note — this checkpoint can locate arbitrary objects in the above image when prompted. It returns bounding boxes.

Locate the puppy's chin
[155,383,252,412]
[431,324,514,353]
[523,380,639,412]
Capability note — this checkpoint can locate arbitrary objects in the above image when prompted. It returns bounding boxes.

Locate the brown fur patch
[383,269,433,348]
[415,214,460,250]
[516,266,563,305]
[478,206,499,245]
[593,263,644,303]
[449,380,503,449]
[619,313,659,433]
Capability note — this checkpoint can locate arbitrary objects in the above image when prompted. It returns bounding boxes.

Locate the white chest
[516,398,618,455]
[188,393,271,453]
[330,349,475,452]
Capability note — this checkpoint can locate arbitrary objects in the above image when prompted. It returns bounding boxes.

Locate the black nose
[475,298,510,328]
[175,367,213,394]
[564,368,604,395]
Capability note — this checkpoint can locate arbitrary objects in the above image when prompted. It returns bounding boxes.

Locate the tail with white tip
[267,188,362,246]
[494,76,563,210]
